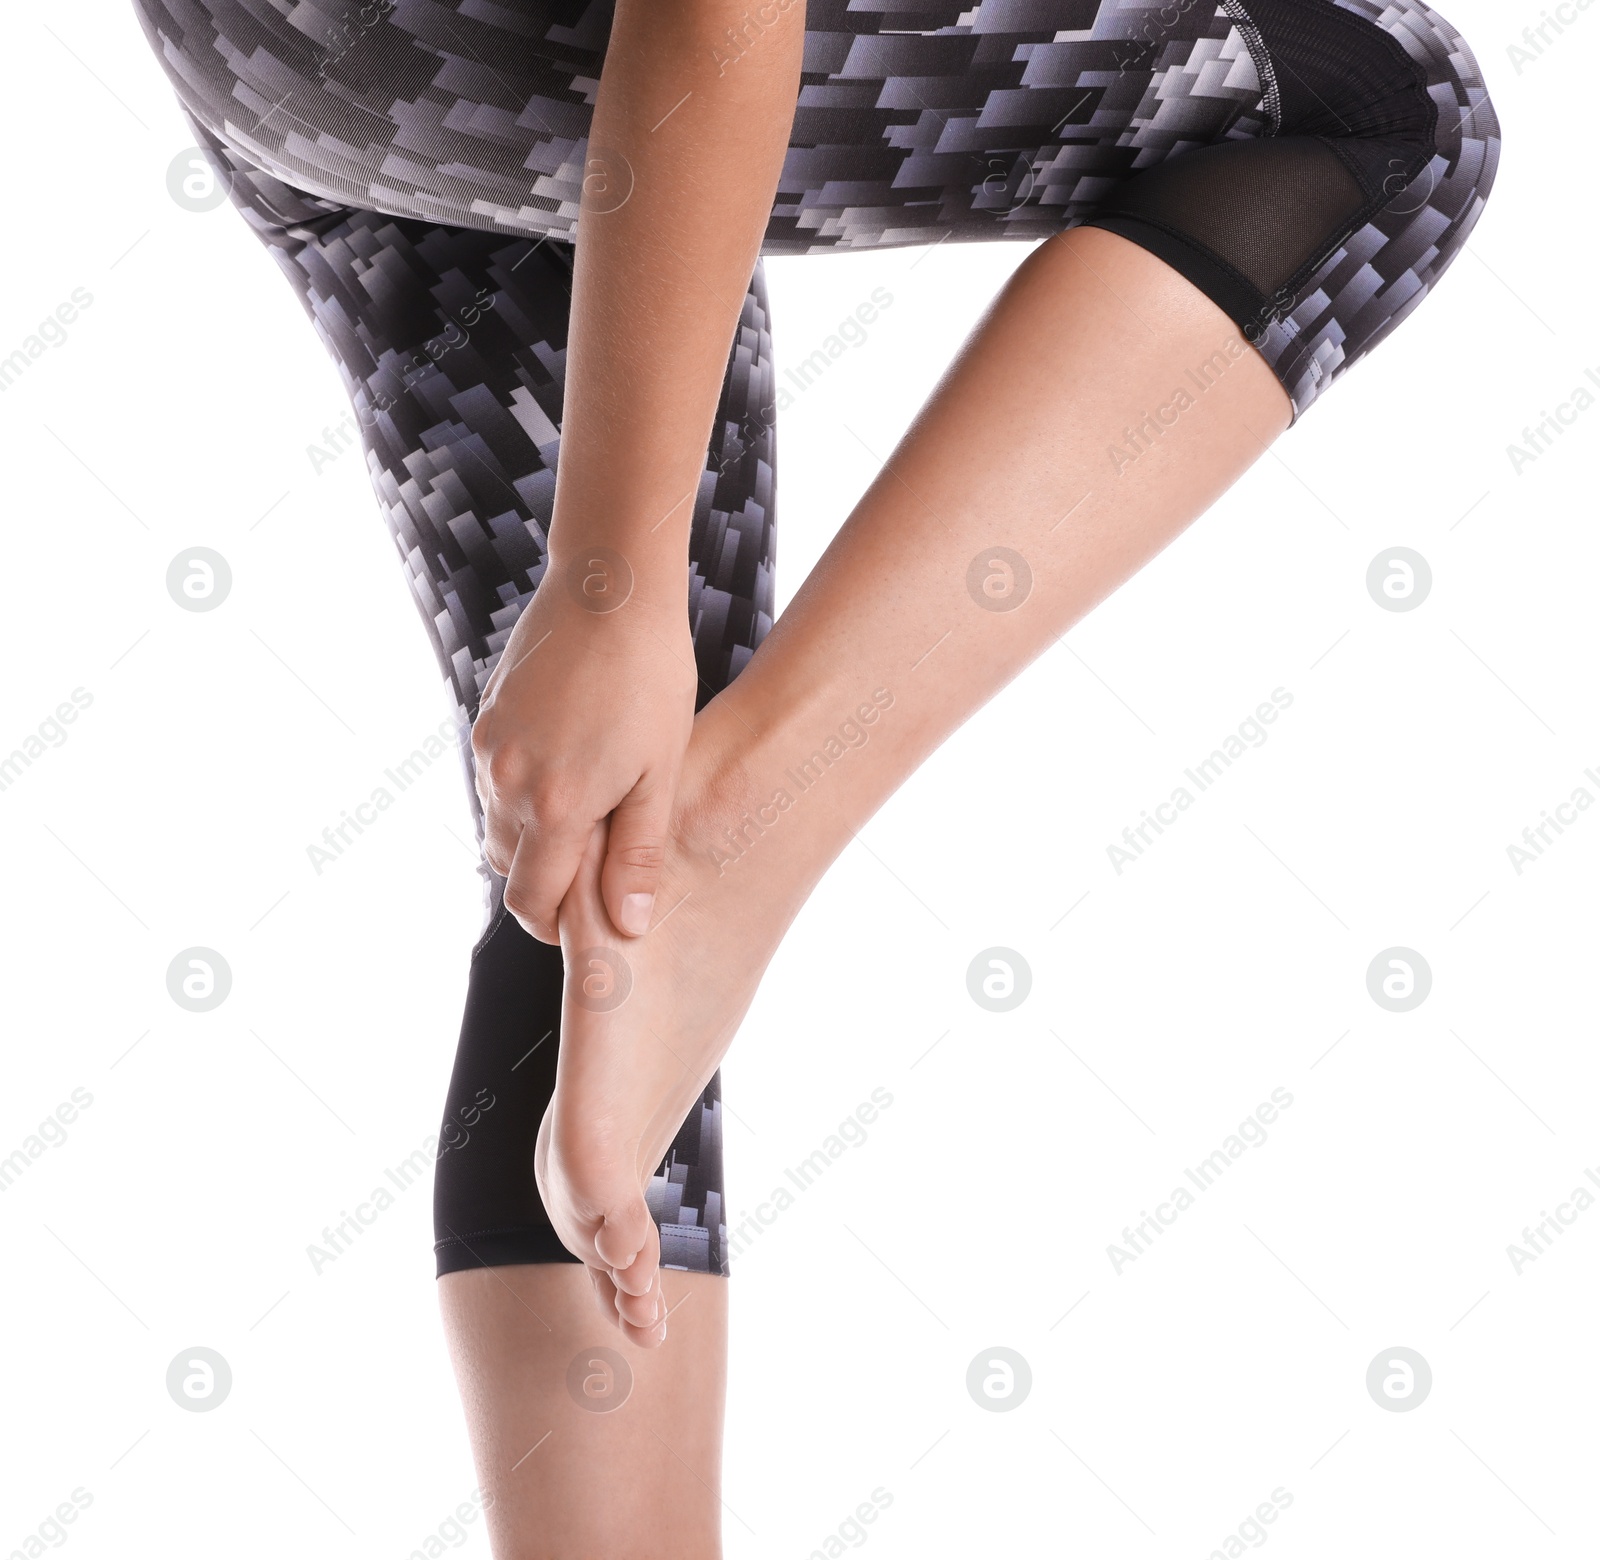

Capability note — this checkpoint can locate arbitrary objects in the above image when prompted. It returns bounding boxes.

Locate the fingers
[501,812,601,944]
[601,774,675,937]
[471,713,601,945]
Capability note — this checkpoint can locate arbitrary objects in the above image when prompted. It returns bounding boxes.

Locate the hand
[471,554,698,943]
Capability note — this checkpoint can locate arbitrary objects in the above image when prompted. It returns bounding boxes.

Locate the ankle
[673,714,807,893]
[675,679,901,904]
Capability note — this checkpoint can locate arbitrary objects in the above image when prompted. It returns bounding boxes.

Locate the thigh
[132,0,1262,247]
[439,1264,729,1560]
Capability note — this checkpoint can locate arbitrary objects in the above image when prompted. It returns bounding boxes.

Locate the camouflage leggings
[132,0,1499,1277]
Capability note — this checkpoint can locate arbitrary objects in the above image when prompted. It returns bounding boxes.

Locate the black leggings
[131,0,1498,1278]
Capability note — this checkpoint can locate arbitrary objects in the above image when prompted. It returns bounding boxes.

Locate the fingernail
[620,893,654,935]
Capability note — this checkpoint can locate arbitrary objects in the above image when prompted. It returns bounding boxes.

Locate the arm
[472,0,806,941]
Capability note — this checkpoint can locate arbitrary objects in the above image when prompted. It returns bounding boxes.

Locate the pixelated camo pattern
[174,124,777,911]
[134,0,1499,423]
[132,0,1496,1278]
[1251,0,1500,410]
[165,128,767,1273]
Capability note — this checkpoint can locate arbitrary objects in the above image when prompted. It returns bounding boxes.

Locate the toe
[620,1316,668,1349]
[614,1269,663,1331]
[596,1201,656,1285]
[609,1235,659,1299]
[587,1266,625,1332]
[592,1264,667,1346]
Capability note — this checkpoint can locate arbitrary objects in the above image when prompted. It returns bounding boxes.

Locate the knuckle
[483,744,529,795]
[610,840,666,873]
[468,715,498,766]
[483,813,519,864]
[482,829,511,877]
[530,776,579,826]
[501,882,543,921]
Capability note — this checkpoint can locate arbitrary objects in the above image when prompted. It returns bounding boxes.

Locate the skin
[538,226,1295,1332]
[471,0,806,948]
[440,1264,727,1560]
[446,226,1294,1556]
[448,0,1294,1553]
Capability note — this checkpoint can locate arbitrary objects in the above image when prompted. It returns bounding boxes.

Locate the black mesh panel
[1094,136,1367,298]
[1083,0,1438,344]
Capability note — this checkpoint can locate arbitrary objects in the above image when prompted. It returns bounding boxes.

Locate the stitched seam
[1270,134,1434,305]
[1211,0,1441,312]
[469,895,510,963]
[1220,0,1283,135]
[1250,0,1438,153]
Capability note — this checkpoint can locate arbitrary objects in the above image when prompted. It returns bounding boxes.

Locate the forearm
[548,0,805,594]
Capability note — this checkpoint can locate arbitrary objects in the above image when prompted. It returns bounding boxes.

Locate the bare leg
[439,1264,727,1559]
[538,227,1295,1327]
[443,225,1291,1556]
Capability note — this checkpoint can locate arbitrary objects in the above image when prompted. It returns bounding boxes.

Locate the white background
[2,1,1597,1555]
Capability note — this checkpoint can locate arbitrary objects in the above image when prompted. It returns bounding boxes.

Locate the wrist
[539,541,695,624]
[546,461,702,573]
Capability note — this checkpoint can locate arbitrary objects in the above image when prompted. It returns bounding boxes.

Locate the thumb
[601,774,674,937]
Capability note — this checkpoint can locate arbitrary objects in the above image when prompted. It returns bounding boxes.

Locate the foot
[533,721,822,1347]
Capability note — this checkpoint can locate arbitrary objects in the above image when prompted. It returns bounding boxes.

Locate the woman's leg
[183,130,765,1557]
[538,225,1297,1304]
[125,4,1501,1555]
[539,0,1505,1308]
[439,1265,728,1559]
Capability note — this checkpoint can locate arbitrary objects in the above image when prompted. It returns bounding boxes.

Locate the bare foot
[533,724,821,1347]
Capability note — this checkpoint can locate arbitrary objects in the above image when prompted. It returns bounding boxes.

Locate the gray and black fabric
[168,124,759,1276]
[131,0,1499,1279]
